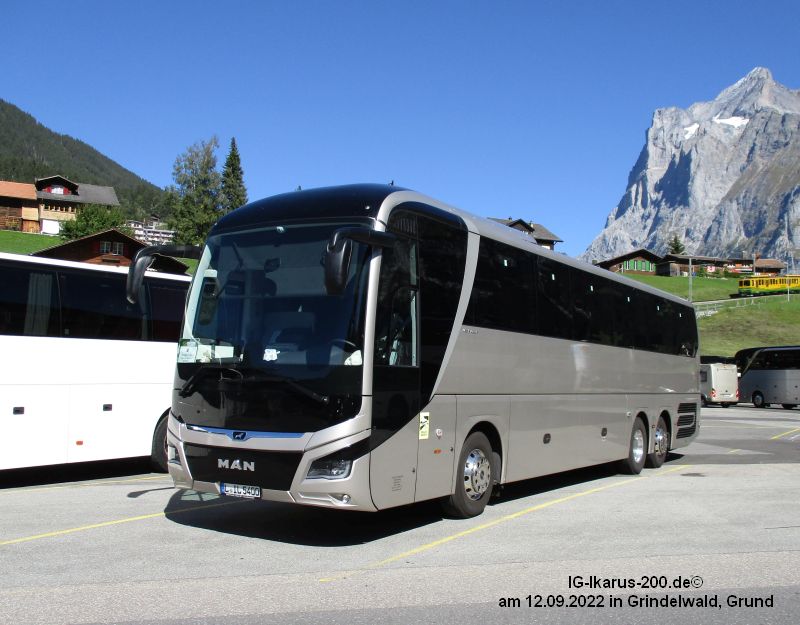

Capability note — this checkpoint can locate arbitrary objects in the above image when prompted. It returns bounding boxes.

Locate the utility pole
[688,256,693,302]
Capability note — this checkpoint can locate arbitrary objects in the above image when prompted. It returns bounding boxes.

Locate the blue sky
[4,0,800,256]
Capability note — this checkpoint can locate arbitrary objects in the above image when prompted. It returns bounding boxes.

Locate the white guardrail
[693,293,792,317]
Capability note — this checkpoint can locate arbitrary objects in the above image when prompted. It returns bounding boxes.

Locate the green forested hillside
[0,99,165,218]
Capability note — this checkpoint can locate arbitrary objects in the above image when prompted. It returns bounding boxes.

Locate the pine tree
[221,137,248,214]
[168,136,222,245]
[668,235,686,255]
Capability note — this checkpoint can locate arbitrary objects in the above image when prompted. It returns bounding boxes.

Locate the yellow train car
[738,275,800,296]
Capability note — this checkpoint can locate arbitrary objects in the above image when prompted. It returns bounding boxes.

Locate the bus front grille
[183,443,302,491]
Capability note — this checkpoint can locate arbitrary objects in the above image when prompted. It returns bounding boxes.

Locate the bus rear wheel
[620,417,647,475]
[647,415,669,468]
[442,432,495,518]
[781,404,796,410]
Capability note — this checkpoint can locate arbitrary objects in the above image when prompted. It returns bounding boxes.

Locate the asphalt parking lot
[1,405,798,625]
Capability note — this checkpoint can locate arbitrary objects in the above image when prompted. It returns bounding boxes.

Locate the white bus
[128,185,700,517]
[735,346,800,409]
[0,252,190,471]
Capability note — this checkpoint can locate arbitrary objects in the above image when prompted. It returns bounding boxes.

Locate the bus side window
[148,280,188,342]
[0,263,59,337]
[59,271,143,340]
[375,237,418,367]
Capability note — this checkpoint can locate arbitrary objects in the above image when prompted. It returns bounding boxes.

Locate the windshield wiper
[180,366,330,404]
[178,366,243,398]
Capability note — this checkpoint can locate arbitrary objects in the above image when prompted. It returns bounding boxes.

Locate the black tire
[701,396,708,407]
[620,417,647,475]
[752,392,767,409]
[442,432,495,518]
[721,403,732,408]
[781,404,796,410]
[646,414,669,468]
[150,413,169,473]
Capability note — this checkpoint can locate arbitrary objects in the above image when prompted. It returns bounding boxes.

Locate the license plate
[220,483,261,499]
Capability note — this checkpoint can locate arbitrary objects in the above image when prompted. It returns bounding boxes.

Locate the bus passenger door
[369,238,422,509]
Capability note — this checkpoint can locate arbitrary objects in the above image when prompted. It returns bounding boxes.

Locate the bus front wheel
[150,413,169,473]
[752,392,768,409]
[442,432,495,518]
[620,417,647,475]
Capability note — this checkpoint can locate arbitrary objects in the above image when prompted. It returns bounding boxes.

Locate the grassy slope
[0,230,58,254]
[624,273,738,302]
[698,298,800,356]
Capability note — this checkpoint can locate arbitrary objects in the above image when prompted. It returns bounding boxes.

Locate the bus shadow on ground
[162,459,681,546]
[0,457,155,489]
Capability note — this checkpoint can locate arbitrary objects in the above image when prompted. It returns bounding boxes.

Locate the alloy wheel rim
[463,449,491,500]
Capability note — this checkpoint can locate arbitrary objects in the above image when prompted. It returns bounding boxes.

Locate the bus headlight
[307,458,352,480]
[306,438,370,480]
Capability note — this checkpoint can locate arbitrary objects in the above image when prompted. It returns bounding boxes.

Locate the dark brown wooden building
[31,229,187,274]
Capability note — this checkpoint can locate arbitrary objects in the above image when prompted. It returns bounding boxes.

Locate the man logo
[218,459,255,471]
[233,431,247,441]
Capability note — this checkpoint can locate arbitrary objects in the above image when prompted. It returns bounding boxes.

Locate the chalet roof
[32,228,187,274]
[755,258,786,269]
[35,182,120,206]
[35,175,78,192]
[0,180,37,201]
[662,253,725,264]
[595,248,662,269]
[488,217,563,243]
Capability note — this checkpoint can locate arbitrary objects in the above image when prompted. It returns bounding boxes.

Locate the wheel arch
[659,410,673,451]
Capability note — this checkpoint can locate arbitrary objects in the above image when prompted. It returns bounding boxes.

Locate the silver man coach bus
[128,185,700,517]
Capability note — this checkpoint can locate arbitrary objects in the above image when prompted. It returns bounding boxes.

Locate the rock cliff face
[582,68,800,263]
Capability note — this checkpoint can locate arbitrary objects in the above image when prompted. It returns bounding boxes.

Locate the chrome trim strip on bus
[185,424,305,440]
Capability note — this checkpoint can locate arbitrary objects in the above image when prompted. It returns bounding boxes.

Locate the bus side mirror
[126,244,202,304]
[324,227,396,295]
[324,237,353,296]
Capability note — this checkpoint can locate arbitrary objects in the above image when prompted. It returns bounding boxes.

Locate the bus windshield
[175,222,371,432]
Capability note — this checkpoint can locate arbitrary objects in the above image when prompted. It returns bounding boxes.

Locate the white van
[700,363,739,407]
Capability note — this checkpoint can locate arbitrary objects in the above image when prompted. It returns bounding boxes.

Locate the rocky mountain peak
[704,66,800,117]
[582,68,800,264]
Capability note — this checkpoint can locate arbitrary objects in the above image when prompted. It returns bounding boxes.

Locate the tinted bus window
[467,238,535,333]
[148,280,188,341]
[536,256,571,340]
[0,262,59,337]
[59,271,144,340]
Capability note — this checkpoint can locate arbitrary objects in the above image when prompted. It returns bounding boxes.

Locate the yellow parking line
[319,464,688,583]
[0,499,242,547]
[727,449,741,454]
[771,427,800,440]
